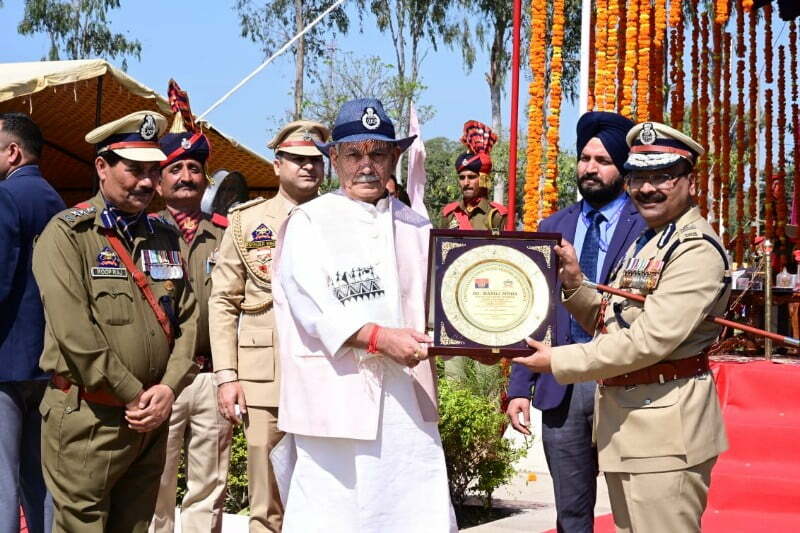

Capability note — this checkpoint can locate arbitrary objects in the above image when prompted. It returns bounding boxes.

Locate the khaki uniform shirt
[157,209,226,364]
[33,193,199,404]
[552,206,730,473]
[441,197,506,231]
[209,192,295,407]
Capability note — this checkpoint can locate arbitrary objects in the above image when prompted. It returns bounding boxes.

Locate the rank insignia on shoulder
[141,249,184,280]
[62,206,97,225]
[91,246,127,279]
[246,223,276,249]
[228,197,266,212]
[679,225,703,241]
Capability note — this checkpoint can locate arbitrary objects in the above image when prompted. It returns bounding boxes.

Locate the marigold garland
[776,46,788,251]
[604,0,621,111]
[715,0,730,24]
[747,9,758,245]
[616,0,627,110]
[791,22,799,231]
[542,0,565,219]
[621,0,640,118]
[669,0,685,126]
[690,9,700,146]
[721,32,732,245]
[735,0,746,263]
[636,0,652,120]
[765,4,773,84]
[742,0,753,12]
[594,0,609,110]
[523,0,547,231]
[710,19,723,232]
[697,14,711,217]
[651,0,666,121]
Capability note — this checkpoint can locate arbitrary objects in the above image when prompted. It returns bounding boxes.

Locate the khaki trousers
[151,372,233,533]
[41,385,168,533]
[604,457,717,533]
[243,406,284,533]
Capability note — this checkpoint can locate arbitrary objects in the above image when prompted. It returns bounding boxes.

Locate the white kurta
[279,191,456,532]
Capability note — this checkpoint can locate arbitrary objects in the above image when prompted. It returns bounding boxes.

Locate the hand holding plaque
[426,230,560,358]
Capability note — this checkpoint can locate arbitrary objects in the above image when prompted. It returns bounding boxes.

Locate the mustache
[634,191,667,203]
[172,181,198,191]
[352,174,380,184]
[130,187,154,197]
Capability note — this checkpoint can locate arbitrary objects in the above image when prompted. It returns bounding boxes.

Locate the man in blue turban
[505,111,647,532]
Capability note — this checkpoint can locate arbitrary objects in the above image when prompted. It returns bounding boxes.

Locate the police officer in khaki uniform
[440,120,507,232]
[512,122,730,533]
[209,119,329,533]
[149,119,232,532]
[33,111,199,532]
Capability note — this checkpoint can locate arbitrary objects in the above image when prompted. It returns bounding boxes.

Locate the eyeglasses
[625,173,685,190]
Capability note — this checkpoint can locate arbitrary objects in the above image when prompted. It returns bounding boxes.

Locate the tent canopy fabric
[0,59,277,206]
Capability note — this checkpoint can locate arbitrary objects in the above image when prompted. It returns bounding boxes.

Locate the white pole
[578,0,592,115]
[197,0,346,121]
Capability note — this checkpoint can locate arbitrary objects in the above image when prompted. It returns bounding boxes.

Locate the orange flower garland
[690,9,700,145]
[542,0,566,219]
[715,0,730,24]
[621,0,640,118]
[742,0,753,12]
[651,0,666,121]
[721,32,732,245]
[616,0,627,110]
[523,0,547,231]
[747,9,758,245]
[710,20,723,233]
[636,0,652,120]
[594,0,609,110]
[791,22,799,231]
[697,14,711,217]
[765,4,773,84]
[669,0,685,126]
[735,0,746,263]
[776,46,788,249]
[604,0,621,111]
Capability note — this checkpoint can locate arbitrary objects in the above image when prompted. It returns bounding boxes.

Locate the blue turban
[576,111,635,174]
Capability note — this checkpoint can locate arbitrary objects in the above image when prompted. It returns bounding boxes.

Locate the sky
[0,0,581,160]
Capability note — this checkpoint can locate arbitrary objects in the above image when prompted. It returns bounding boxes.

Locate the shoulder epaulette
[59,204,97,227]
[442,201,460,216]
[211,212,229,228]
[489,202,508,215]
[677,223,703,242]
[228,197,266,213]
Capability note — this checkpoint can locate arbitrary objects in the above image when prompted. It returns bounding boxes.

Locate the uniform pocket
[237,328,275,381]
[92,281,134,325]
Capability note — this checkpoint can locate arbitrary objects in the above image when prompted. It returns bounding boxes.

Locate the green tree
[235,0,349,120]
[357,0,460,137]
[17,0,141,69]
[421,136,462,227]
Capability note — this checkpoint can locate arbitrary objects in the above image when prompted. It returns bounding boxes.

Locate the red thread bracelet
[367,324,382,354]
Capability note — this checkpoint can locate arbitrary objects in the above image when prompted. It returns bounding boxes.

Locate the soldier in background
[33,111,199,532]
[209,120,329,533]
[150,110,232,532]
[440,120,507,232]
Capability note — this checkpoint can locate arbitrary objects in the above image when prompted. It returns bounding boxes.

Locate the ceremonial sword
[582,280,800,348]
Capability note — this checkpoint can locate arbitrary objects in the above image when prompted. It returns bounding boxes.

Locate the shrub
[438,377,528,509]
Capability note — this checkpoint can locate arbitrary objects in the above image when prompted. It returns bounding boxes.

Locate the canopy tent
[0,59,278,206]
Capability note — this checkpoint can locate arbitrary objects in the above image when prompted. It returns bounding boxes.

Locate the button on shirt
[571,193,629,283]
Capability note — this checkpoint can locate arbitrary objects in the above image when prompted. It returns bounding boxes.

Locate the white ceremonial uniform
[276,191,456,533]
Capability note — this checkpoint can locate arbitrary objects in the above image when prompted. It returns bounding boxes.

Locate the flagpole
[507,0,522,230]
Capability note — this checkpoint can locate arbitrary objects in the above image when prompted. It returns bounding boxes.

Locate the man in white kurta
[273,98,458,532]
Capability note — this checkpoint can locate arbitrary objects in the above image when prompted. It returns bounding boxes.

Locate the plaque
[426,229,560,357]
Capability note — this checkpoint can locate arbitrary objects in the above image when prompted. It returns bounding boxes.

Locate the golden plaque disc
[441,244,550,346]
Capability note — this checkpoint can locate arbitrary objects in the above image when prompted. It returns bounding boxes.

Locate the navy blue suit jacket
[507,197,646,410]
[0,164,66,382]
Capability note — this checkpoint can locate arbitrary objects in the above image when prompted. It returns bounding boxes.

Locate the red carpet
[544,359,800,533]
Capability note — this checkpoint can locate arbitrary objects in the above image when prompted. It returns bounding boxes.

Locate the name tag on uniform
[141,249,184,280]
[91,246,128,278]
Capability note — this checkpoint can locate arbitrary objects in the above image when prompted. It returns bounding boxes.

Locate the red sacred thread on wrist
[367,325,382,354]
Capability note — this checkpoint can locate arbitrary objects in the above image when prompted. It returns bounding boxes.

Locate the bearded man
[506,111,646,532]
[272,98,468,532]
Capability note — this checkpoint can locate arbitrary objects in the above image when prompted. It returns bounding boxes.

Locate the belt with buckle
[50,375,126,407]
[599,354,709,387]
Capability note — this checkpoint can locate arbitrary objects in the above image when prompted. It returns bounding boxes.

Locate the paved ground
[205,408,609,533]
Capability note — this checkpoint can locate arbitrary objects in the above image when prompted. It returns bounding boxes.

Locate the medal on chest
[619,256,664,290]
[246,223,276,249]
[91,246,127,279]
[141,249,184,280]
